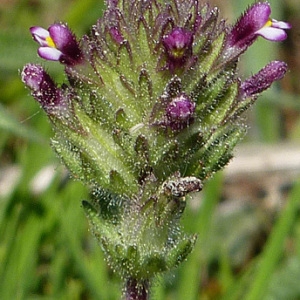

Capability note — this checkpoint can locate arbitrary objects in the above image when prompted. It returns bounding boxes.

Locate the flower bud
[166,93,195,130]
[21,63,63,112]
[162,27,193,70]
[109,26,124,44]
[240,61,287,98]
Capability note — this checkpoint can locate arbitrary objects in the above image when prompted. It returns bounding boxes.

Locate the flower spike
[22,1,291,297]
[30,23,83,65]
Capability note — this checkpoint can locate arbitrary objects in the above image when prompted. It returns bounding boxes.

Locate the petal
[30,26,50,46]
[48,23,83,65]
[245,2,271,29]
[38,47,62,61]
[255,27,287,41]
[164,28,192,49]
[226,2,271,48]
[239,3,271,34]
[30,26,49,38]
[48,24,74,50]
[271,19,292,30]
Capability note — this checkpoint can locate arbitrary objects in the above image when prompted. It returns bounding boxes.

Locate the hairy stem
[124,278,150,300]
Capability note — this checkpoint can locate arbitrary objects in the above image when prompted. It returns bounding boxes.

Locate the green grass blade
[244,180,300,300]
[177,173,224,300]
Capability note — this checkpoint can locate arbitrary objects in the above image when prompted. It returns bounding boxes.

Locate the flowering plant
[22,1,290,299]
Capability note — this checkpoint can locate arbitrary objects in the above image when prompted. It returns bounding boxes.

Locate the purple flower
[21,63,63,111]
[166,93,196,130]
[240,61,288,98]
[30,24,83,65]
[225,2,291,57]
[162,27,194,70]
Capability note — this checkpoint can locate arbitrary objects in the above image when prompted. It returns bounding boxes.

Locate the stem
[124,278,150,300]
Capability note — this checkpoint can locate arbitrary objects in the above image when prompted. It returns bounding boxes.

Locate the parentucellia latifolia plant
[21,1,290,299]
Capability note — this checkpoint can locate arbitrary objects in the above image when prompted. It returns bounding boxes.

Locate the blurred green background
[1,0,300,299]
